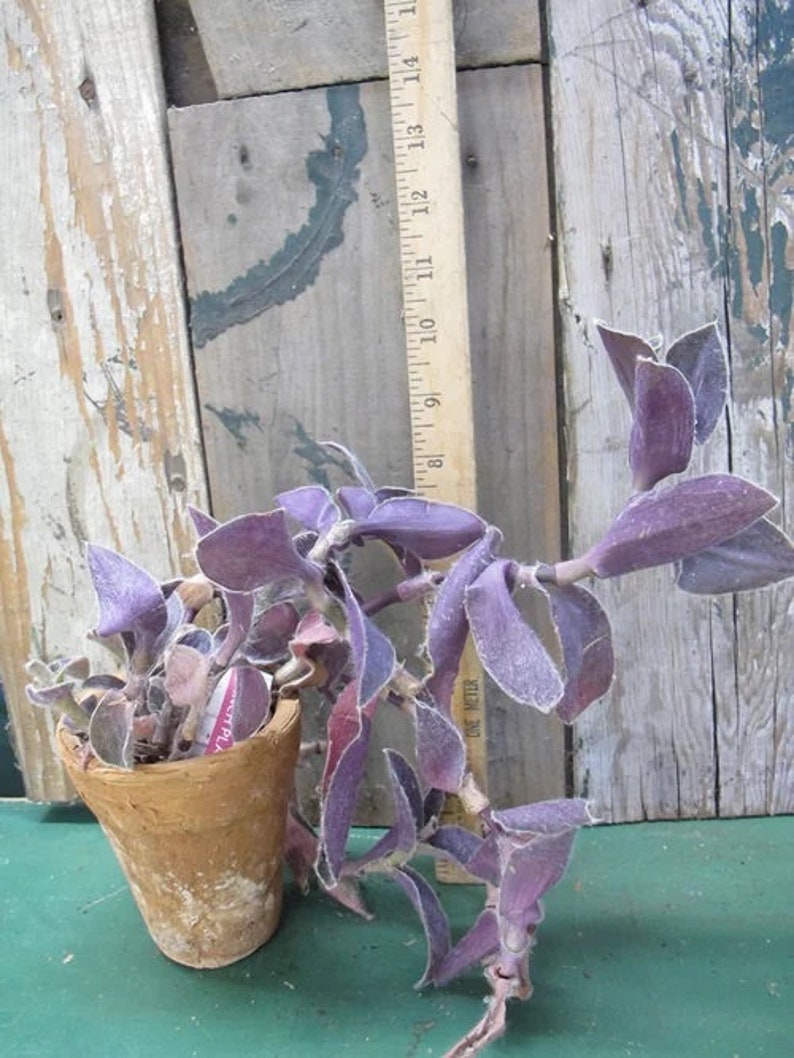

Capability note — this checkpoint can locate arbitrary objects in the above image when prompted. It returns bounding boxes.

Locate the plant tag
[194,668,273,755]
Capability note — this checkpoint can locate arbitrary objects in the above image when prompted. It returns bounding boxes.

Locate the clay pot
[56,696,301,969]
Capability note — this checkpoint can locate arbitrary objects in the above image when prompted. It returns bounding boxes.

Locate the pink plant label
[202,670,236,755]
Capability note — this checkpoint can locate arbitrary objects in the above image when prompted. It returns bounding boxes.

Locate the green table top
[1,801,791,1057]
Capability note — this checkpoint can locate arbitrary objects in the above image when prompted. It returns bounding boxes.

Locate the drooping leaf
[196,509,321,592]
[426,528,502,712]
[433,908,500,987]
[665,321,728,444]
[595,321,657,407]
[465,560,563,711]
[629,359,695,490]
[585,474,777,578]
[676,517,794,594]
[391,865,451,988]
[212,591,255,668]
[358,497,486,560]
[491,797,595,837]
[318,682,374,886]
[88,692,136,769]
[275,485,339,534]
[424,825,495,883]
[413,698,467,793]
[540,582,614,723]
[345,751,423,873]
[497,830,576,951]
[337,564,396,707]
[86,544,168,639]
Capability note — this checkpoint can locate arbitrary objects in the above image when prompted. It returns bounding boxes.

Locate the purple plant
[27,322,794,1056]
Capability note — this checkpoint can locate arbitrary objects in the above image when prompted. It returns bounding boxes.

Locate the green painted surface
[1,804,791,1056]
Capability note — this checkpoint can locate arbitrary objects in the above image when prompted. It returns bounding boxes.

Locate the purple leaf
[229,665,274,742]
[358,497,486,560]
[497,830,577,949]
[196,509,321,592]
[596,321,657,407]
[465,560,563,711]
[88,692,136,768]
[586,474,778,578]
[246,602,301,664]
[426,528,502,712]
[391,865,451,987]
[676,517,794,594]
[414,699,467,792]
[213,591,255,668]
[338,565,396,707]
[424,825,496,883]
[188,505,219,538]
[25,680,79,707]
[665,321,728,444]
[629,359,695,490]
[433,909,500,986]
[318,682,374,885]
[275,485,339,534]
[539,582,614,723]
[86,544,168,639]
[491,797,594,837]
[345,751,423,873]
[336,485,377,521]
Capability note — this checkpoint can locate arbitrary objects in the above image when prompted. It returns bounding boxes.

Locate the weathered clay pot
[56,696,301,968]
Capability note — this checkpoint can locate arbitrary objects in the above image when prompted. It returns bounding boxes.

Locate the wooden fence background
[2,0,791,821]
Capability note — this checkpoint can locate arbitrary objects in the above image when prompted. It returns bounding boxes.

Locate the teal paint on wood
[1,803,791,1056]
[189,84,368,348]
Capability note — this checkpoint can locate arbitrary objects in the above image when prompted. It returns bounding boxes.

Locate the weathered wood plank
[549,0,792,819]
[188,0,542,98]
[1,0,208,800]
[168,65,564,818]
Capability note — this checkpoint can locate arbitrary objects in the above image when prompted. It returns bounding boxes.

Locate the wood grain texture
[188,0,542,98]
[549,0,792,819]
[168,65,564,819]
[1,0,208,800]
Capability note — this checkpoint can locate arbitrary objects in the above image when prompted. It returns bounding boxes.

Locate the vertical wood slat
[1,0,208,799]
[168,65,564,820]
[187,0,543,98]
[549,0,792,819]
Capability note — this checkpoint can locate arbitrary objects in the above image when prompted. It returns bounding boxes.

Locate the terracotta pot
[56,695,301,969]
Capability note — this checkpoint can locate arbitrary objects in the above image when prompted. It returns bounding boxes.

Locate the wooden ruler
[383,0,487,873]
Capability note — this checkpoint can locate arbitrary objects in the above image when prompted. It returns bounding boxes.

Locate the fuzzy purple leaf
[425,825,498,884]
[88,693,136,769]
[229,665,274,742]
[276,485,339,534]
[187,505,219,538]
[345,750,423,873]
[247,602,301,664]
[86,544,168,639]
[391,865,451,988]
[676,517,794,594]
[414,698,467,793]
[338,565,396,707]
[586,474,778,578]
[665,321,728,444]
[540,582,614,723]
[433,909,500,987]
[358,497,486,560]
[25,680,79,708]
[318,682,374,885]
[491,797,594,837]
[596,321,657,407]
[213,591,255,668]
[497,829,577,948]
[629,359,695,490]
[336,485,377,521]
[196,509,321,592]
[465,560,563,711]
[426,528,502,712]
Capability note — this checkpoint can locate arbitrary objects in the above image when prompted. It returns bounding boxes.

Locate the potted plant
[28,321,794,1054]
